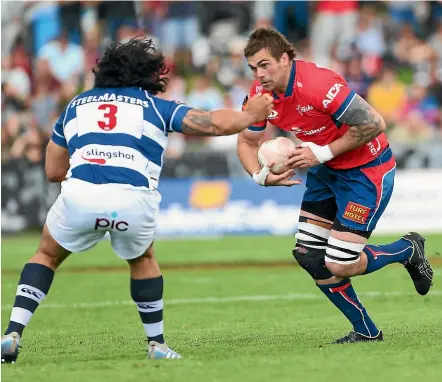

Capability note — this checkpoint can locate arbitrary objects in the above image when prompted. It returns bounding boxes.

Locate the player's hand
[285,145,321,169]
[244,93,273,123]
[253,161,303,187]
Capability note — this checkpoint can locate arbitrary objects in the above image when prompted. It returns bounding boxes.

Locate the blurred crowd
[2,0,442,168]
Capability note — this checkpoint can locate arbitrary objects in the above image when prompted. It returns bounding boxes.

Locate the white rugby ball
[258,137,296,175]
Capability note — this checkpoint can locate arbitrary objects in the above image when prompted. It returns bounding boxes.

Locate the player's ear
[280,52,290,67]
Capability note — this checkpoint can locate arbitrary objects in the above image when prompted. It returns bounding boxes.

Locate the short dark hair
[93,37,168,94]
[244,28,296,61]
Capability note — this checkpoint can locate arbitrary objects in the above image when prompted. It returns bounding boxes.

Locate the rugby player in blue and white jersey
[1,37,273,362]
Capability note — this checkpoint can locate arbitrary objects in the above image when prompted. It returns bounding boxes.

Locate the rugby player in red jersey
[237,28,433,344]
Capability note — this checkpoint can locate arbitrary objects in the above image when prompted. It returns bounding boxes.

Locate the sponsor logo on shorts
[94,212,129,231]
[343,202,371,224]
[81,148,136,165]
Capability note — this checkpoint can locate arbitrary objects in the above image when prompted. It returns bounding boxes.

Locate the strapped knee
[325,237,365,265]
[293,219,333,280]
[325,220,369,265]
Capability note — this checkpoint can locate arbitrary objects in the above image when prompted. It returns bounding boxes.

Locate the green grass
[2,234,442,382]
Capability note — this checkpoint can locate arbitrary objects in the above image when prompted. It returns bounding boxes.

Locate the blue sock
[5,263,54,336]
[317,279,379,337]
[363,238,413,275]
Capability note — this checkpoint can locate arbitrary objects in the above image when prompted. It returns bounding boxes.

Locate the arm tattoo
[339,95,383,143]
[181,110,217,136]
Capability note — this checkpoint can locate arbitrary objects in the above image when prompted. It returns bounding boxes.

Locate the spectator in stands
[310,0,359,68]
[354,4,385,77]
[37,29,84,84]
[389,110,435,144]
[1,0,442,169]
[367,66,407,127]
[344,53,372,99]
[216,36,251,89]
[398,84,440,127]
[186,75,224,111]
[159,1,200,57]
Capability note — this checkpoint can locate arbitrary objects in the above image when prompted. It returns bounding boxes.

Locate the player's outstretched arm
[328,94,386,157]
[45,140,70,182]
[181,94,273,136]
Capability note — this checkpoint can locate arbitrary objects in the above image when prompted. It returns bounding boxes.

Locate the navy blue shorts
[303,147,396,232]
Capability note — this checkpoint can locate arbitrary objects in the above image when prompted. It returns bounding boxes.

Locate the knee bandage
[325,237,365,265]
[293,221,333,280]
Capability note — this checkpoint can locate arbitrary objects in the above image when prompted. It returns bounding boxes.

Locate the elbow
[376,114,387,134]
[45,168,66,183]
[46,174,64,183]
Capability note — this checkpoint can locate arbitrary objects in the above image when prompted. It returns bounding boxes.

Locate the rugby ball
[258,137,296,175]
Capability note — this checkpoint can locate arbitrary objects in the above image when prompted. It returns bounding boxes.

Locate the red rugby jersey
[245,60,388,170]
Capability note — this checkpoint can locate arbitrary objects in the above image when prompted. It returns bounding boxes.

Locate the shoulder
[297,60,347,87]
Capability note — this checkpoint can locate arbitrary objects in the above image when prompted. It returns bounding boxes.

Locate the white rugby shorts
[46,179,161,260]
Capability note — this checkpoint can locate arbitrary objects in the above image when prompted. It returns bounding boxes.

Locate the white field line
[2,290,441,311]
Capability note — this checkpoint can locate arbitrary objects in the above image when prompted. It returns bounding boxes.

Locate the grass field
[1,234,442,382]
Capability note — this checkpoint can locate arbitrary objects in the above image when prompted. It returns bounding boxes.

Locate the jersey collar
[272,60,296,100]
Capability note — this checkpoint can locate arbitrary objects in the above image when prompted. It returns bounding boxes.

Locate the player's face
[247,49,291,91]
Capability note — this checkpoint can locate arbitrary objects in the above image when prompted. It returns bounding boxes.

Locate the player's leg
[2,189,107,363]
[293,166,381,343]
[324,151,433,295]
[294,202,382,343]
[1,225,71,363]
[109,191,180,359]
[125,243,180,359]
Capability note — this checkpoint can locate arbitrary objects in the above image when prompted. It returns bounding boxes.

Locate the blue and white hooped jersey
[51,87,191,190]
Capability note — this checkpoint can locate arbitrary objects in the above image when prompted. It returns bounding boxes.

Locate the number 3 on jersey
[98,104,118,131]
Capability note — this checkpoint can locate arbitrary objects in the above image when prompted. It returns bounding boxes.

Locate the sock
[5,263,54,336]
[363,238,413,275]
[317,279,379,337]
[131,276,165,344]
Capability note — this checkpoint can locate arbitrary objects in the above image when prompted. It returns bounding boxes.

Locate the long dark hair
[93,36,169,94]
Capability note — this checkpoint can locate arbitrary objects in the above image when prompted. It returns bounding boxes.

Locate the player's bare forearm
[181,94,273,136]
[181,110,257,137]
[329,95,386,157]
[237,134,262,176]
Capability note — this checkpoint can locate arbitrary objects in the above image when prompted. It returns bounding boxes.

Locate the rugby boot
[1,332,21,364]
[403,232,433,295]
[147,341,182,359]
[332,330,383,344]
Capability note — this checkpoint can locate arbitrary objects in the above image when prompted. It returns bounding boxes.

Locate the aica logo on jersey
[81,148,135,165]
[322,83,343,108]
[94,212,129,231]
